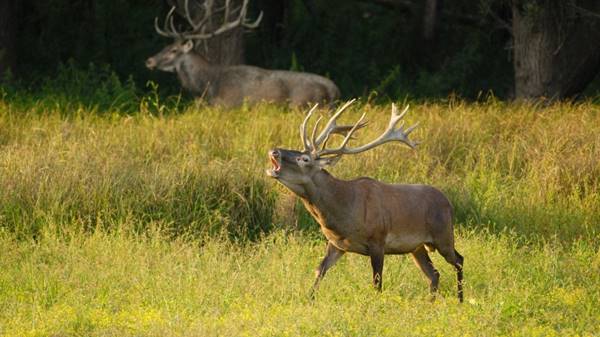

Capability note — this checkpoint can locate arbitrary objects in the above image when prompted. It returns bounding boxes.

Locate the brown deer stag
[146,0,340,107]
[266,100,464,302]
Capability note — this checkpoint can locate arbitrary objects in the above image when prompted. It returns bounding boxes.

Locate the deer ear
[182,40,194,53]
[316,156,341,168]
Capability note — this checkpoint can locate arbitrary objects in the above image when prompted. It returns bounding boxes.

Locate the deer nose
[145,58,156,69]
[269,149,280,158]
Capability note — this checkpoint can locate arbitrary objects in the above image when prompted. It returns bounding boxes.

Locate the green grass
[0,97,599,336]
[1,228,598,337]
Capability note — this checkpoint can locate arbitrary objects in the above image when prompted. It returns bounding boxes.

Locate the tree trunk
[170,0,246,65]
[410,0,440,69]
[204,22,245,65]
[0,0,16,80]
[512,0,600,99]
[422,0,439,42]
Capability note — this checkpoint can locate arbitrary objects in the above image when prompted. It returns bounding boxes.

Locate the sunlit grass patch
[0,229,598,336]
[0,98,599,336]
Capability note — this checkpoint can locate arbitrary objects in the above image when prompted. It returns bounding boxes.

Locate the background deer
[266,100,464,302]
[146,0,340,107]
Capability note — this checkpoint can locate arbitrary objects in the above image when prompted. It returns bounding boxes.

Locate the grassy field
[0,97,599,336]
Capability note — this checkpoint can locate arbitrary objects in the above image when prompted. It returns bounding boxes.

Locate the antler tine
[317,103,419,158]
[243,10,263,28]
[319,112,367,157]
[154,17,171,37]
[310,116,324,154]
[219,0,263,28]
[224,0,231,21]
[313,99,356,147]
[154,6,180,38]
[182,0,201,31]
[197,0,214,30]
[300,104,319,153]
[183,0,262,40]
[183,0,195,29]
[390,104,420,142]
[169,11,179,36]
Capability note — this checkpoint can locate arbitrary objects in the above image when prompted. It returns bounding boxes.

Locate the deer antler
[300,104,320,153]
[299,100,369,156]
[305,101,419,159]
[312,99,368,151]
[319,103,419,157]
[154,6,181,38]
[154,0,263,40]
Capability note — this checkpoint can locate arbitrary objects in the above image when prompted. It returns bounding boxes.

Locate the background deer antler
[154,0,262,41]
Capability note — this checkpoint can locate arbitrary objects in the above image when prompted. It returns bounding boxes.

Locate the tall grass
[0,105,274,240]
[0,97,598,242]
[1,93,600,336]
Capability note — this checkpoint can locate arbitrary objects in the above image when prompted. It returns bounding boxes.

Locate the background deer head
[146,0,262,70]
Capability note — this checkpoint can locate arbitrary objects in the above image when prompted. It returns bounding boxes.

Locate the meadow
[0,93,599,336]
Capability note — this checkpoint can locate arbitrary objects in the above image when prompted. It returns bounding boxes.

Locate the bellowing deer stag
[266,100,464,302]
[146,0,340,107]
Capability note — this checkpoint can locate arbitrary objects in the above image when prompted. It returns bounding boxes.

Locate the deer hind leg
[411,246,440,298]
[437,246,464,303]
[311,242,344,297]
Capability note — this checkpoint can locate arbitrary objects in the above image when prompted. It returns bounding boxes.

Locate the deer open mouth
[266,153,281,178]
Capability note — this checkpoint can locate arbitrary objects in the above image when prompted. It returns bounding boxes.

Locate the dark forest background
[1,0,599,101]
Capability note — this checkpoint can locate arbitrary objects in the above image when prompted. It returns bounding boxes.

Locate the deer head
[266,100,420,197]
[145,39,195,72]
[146,0,262,71]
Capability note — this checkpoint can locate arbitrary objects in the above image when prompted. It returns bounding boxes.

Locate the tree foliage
[2,0,599,99]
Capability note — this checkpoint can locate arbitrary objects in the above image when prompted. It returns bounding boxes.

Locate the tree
[511,0,600,99]
[423,0,441,43]
[0,0,16,80]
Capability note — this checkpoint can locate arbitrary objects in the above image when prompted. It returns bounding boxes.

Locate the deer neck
[300,170,354,227]
[176,53,221,97]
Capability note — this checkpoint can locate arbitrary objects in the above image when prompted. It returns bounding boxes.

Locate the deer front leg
[369,245,385,291]
[311,242,344,298]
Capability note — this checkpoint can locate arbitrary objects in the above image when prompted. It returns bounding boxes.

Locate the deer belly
[321,228,369,255]
[384,233,428,254]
